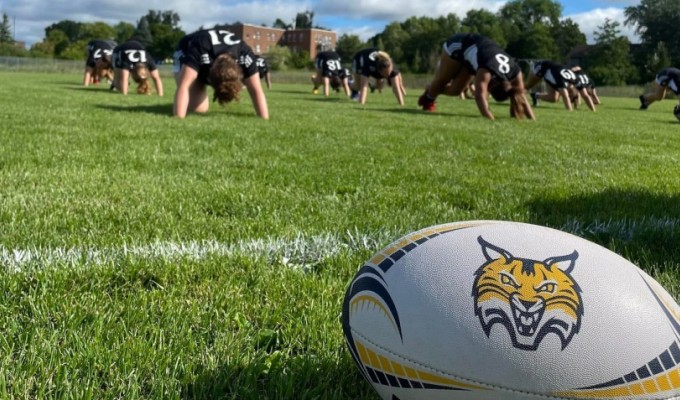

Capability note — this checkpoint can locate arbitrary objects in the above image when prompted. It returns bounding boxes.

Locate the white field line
[0,218,677,272]
[0,231,398,273]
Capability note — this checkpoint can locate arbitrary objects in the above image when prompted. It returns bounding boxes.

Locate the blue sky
[0,0,640,47]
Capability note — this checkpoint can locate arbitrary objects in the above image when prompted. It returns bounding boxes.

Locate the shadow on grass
[182,352,375,400]
[372,107,484,118]
[525,188,680,266]
[95,104,173,116]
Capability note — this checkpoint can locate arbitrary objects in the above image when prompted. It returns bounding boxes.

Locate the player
[331,67,352,95]
[418,33,534,120]
[350,48,405,106]
[83,39,116,86]
[525,60,594,111]
[112,39,163,96]
[639,67,680,110]
[173,27,269,119]
[312,50,350,97]
[255,55,271,90]
[571,66,600,106]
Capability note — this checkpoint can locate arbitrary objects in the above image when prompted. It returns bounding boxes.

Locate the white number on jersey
[125,50,147,63]
[495,54,510,74]
[560,69,577,81]
[326,59,341,71]
[208,30,241,46]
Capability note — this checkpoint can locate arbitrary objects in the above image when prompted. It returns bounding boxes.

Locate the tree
[462,9,506,47]
[114,22,135,44]
[45,20,83,43]
[551,18,586,62]
[272,18,291,30]
[335,34,364,63]
[132,17,153,46]
[499,0,563,58]
[0,13,13,43]
[625,0,680,66]
[587,19,638,85]
[294,11,313,29]
[80,22,116,42]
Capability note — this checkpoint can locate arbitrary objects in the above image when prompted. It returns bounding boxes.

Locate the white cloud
[564,7,639,44]
[3,0,312,46]
[315,0,506,21]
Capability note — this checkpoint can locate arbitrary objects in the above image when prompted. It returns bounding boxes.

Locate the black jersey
[532,60,576,90]
[112,40,157,71]
[176,28,257,85]
[315,51,343,77]
[351,48,399,80]
[573,70,594,90]
[443,34,520,81]
[656,68,680,94]
[255,55,269,79]
[86,39,116,67]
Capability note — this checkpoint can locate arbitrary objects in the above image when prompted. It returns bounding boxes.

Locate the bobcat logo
[472,236,583,351]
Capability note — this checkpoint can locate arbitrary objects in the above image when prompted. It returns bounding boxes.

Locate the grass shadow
[182,351,375,400]
[94,104,173,116]
[525,188,680,266]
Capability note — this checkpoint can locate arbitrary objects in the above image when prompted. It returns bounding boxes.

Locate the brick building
[223,23,336,60]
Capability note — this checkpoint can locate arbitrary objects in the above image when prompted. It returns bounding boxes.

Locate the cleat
[531,92,539,107]
[639,95,648,110]
[418,90,436,112]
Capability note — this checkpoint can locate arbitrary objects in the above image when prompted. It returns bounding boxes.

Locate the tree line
[0,0,677,86]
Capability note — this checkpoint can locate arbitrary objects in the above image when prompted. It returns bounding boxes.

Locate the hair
[508,89,530,119]
[95,56,113,81]
[209,54,243,105]
[374,51,392,73]
[131,63,151,95]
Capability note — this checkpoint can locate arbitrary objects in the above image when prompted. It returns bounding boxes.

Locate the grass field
[1,71,680,399]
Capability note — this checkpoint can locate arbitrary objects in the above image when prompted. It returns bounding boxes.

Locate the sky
[0,0,641,48]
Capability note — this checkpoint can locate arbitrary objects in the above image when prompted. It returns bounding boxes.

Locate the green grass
[1,71,680,399]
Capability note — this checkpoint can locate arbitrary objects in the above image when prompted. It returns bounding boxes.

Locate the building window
[255,44,261,53]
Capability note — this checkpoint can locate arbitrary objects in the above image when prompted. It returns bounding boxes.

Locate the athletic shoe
[531,92,539,107]
[639,95,649,110]
[418,91,436,112]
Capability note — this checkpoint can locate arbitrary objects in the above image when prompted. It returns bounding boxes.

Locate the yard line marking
[0,230,399,272]
[1,218,677,272]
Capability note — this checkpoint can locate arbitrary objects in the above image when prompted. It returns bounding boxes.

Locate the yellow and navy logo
[472,236,583,351]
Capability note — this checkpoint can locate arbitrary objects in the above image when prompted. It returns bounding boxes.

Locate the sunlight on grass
[1,72,680,399]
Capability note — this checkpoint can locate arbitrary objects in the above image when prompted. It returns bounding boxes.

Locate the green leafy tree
[80,22,116,41]
[294,11,313,29]
[45,20,83,43]
[133,17,153,46]
[0,13,13,43]
[335,34,364,62]
[462,9,506,47]
[499,0,562,58]
[625,0,680,66]
[272,18,291,29]
[551,18,586,62]
[114,22,135,44]
[587,19,638,85]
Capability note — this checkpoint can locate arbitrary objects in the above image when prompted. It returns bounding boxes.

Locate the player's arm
[358,75,370,105]
[243,73,269,120]
[150,69,163,96]
[173,65,198,118]
[474,69,494,120]
[391,74,405,106]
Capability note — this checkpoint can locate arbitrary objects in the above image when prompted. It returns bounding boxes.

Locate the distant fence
[0,56,82,72]
[0,56,645,97]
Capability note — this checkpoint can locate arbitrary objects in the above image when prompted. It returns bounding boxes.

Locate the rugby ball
[342,221,680,400]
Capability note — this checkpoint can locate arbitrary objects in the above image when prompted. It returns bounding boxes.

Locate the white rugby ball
[341,221,680,400]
